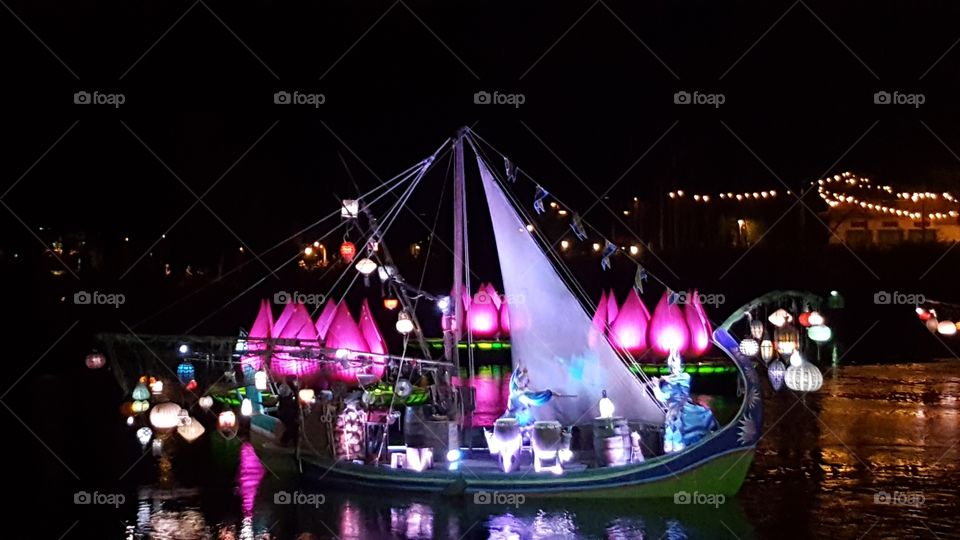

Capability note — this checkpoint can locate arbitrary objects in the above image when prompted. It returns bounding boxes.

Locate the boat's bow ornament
[477,157,665,426]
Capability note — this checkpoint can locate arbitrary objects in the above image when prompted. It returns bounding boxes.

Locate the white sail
[477,158,665,426]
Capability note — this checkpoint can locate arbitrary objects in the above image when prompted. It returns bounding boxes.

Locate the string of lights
[815,171,960,222]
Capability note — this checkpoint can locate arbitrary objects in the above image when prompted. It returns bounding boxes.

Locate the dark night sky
[3,1,960,297]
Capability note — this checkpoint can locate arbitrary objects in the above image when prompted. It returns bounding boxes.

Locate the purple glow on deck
[467,290,500,337]
[684,289,713,357]
[649,291,690,358]
[314,299,337,340]
[610,288,651,356]
[242,299,273,370]
[358,299,387,355]
[237,442,265,517]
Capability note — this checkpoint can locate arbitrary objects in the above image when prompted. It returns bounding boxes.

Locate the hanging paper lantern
[808,325,832,343]
[298,388,316,404]
[149,402,182,430]
[150,380,164,396]
[784,352,823,392]
[918,309,932,321]
[760,339,775,363]
[340,241,357,262]
[610,289,651,355]
[467,289,499,337]
[218,411,238,430]
[798,312,812,327]
[926,317,940,332]
[738,338,759,357]
[807,311,825,326]
[937,321,957,336]
[749,318,764,340]
[136,427,153,447]
[768,308,792,328]
[177,417,205,443]
[132,400,150,413]
[355,257,377,275]
[254,370,268,391]
[198,396,214,409]
[648,291,690,358]
[132,383,150,401]
[775,324,799,356]
[383,297,399,310]
[177,362,195,384]
[395,310,415,335]
[684,289,712,357]
[241,398,253,416]
[768,359,786,390]
[85,352,106,370]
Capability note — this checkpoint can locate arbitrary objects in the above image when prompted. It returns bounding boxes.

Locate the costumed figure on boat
[483,366,558,472]
[652,349,718,453]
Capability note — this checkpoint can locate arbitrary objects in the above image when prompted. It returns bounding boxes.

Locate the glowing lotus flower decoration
[467,289,500,337]
[271,303,321,378]
[683,289,713,357]
[499,295,511,336]
[242,299,274,371]
[609,289,650,356]
[323,302,376,385]
[589,291,609,348]
[606,289,620,330]
[648,291,690,358]
[314,299,337,340]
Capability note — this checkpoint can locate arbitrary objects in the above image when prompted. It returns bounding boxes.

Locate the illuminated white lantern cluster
[738,338,759,357]
[334,404,366,460]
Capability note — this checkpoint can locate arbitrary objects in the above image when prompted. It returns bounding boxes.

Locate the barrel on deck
[593,417,631,466]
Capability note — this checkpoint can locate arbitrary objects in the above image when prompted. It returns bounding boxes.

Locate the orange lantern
[798,312,812,327]
[340,241,357,263]
[383,297,399,310]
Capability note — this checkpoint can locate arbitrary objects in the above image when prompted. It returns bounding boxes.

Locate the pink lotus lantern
[609,289,651,357]
[323,303,382,386]
[314,299,337,340]
[499,295,511,337]
[358,299,387,355]
[648,291,690,358]
[589,291,609,348]
[242,299,274,370]
[273,301,296,336]
[606,289,620,329]
[467,289,500,338]
[683,289,713,357]
[271,303,321,377]
[485,283,502,310]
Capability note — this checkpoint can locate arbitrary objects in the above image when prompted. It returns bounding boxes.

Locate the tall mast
[447,129,466,377]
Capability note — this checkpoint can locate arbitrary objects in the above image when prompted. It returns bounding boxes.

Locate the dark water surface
[100,362,960,538]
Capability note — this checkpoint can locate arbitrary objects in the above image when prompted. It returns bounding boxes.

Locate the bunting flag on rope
[634,264,648,293]
[600,240,617,270]
[504,157,518,183]
[533,185,549,214]
[570,212,587,241]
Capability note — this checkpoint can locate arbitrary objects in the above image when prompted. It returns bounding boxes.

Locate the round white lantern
[85,352,106,369]
[149,402,182,430]
[396,310,415,335]
[254,370,268,391]
[807,311,825,326]
[937,321,957,336]
[218,411,237,430]
[784,353,823,392]
[240,398,253,416]
[198,396,214,409]
[768,308,792,328]
[739,338,759,357]
[136,426,153,447]
[355,257,378,275]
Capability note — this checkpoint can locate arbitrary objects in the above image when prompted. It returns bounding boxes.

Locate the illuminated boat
[242,128,763,497]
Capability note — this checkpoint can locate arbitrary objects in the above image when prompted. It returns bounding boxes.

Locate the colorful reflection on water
[126,362,960,539]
